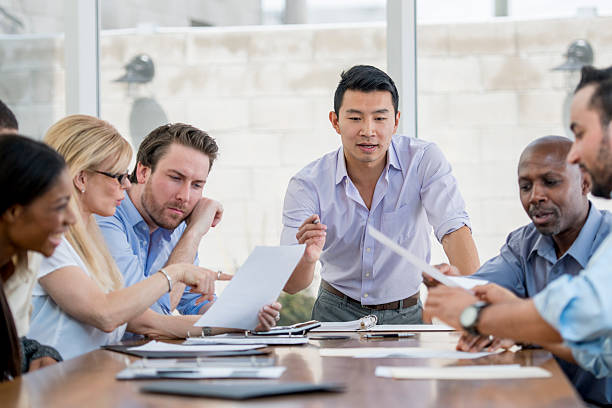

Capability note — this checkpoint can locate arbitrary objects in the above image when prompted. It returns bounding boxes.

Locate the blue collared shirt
[281,135,470,304]
[472,203,612,404]
[96,194,205,315]
[533,214,612,381]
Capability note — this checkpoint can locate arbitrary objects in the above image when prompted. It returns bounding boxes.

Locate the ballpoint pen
[363,333,415,339]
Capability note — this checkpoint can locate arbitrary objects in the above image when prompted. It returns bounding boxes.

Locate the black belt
[320,280,418,310]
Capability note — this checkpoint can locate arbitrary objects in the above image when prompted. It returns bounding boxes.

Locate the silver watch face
[460,305,478,328]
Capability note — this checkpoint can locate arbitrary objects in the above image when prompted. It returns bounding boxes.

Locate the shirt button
[366,247,371,252]
[364,293,368,298]
[365,273,370,277]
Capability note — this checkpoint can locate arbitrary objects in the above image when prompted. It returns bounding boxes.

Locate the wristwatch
[459,301,490,336]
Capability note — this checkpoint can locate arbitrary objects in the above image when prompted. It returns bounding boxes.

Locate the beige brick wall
[3,16,612,290]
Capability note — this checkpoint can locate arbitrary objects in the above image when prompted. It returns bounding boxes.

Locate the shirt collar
[123,193,174,239]
[334,137,403,185]
[123,193,147,229]
[566,202,601,268]
[528,202,600,268]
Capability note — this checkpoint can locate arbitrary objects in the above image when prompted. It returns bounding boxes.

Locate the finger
[471,336,493,352]
[487,338,502,352]
[259,310,276,330]
[217,273,233,281]
[297,229,326,243]
[299,214,319,228]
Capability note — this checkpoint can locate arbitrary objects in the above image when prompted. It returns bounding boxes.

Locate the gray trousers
[311,286,423,324]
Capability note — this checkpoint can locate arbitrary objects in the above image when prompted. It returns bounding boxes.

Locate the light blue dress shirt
[96,194,206,315]
[281,135,470,304]
[472,203,612,405]
[534,216,612,380]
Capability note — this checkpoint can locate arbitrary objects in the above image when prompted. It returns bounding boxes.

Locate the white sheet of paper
[128,341,265,352]
[366,324,455,332]
[311,316,377,332]
[368,226,458,287]
[184,336,308,346]
[449,276,489,290]
[195,245,305,330]
[320,347,498,359]
[117,366,286,380]
[375,365,551,379]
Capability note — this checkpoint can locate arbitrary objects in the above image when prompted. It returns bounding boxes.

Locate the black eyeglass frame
[94,170,130,185]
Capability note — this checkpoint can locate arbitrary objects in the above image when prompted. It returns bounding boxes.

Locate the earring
[80,188,85,193]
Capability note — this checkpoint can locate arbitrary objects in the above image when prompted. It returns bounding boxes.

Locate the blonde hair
[44,115,132,292]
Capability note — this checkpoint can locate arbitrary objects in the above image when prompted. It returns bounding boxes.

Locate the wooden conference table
[1,331,584,408]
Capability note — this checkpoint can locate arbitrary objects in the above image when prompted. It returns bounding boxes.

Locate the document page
[320,347,500,359]
[367,324,455,332]
[195,245,305,330]
[375,365,551,379]
[184,336,308,346]
[128,341,265,353]
[117,366,286,380]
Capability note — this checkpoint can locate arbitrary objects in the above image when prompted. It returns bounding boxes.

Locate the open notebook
[310,315,378,332]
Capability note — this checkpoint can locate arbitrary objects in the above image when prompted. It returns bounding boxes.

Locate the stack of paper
[375,364,551,379]
[117,366,286,380]
[128,341,265,353]
[320,347,499,359]
[311,315,377,332]
[184,336,308,346]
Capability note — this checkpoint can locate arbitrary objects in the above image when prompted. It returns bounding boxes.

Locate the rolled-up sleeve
[281,177,319,245]
[417,144,470,242]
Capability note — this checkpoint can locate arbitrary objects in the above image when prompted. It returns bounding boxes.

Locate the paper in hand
[367,226,459,287]
[195,245,305,330]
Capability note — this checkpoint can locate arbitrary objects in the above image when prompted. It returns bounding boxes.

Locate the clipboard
[102,344,270,359]
[250,320,321,336]
[140,381,346,400]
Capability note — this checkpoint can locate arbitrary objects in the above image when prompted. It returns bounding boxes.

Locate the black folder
[102,344,270,358]
[140,381,345,400]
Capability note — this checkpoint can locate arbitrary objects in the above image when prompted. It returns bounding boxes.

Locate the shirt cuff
[434,217,471,243]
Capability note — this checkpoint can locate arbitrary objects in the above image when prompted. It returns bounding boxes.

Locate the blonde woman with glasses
[28,115,280,359]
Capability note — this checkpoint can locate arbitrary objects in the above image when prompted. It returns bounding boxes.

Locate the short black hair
[574,65,612,128]
[0,99,18,131]
[333,65,399,115]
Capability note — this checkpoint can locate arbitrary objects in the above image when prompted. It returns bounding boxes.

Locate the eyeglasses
[94,170,131,186]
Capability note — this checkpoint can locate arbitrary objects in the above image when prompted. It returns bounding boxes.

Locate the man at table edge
[425,65,612,382]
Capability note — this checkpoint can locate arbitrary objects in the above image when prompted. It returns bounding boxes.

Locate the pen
[313,218,320,224]
[364,333,415,339]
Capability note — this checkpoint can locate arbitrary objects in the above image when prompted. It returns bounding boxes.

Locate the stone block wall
[2,16,612,291]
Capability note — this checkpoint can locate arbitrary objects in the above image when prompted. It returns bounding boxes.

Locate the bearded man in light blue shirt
[426,65,612,381]
[97,123,228,316]
[281,65,480,324]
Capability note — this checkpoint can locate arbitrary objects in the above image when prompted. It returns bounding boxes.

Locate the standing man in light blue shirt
[425,65,612,380]
[97,123,229,316]
[281,65,480,324]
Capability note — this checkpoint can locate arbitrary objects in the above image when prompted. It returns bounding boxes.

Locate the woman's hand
[254,302,282,332]
[163,264,232,302]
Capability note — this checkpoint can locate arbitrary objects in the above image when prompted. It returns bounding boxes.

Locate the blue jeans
[311,286,423,324]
